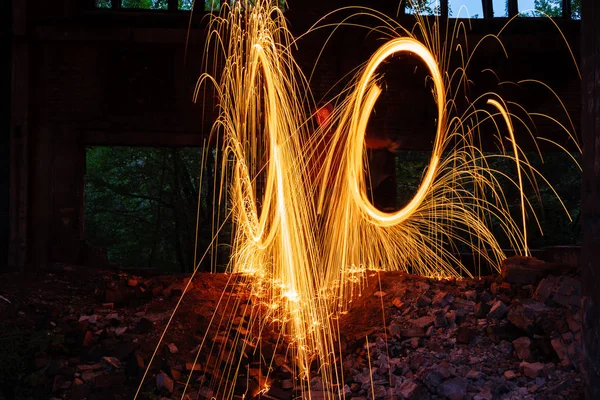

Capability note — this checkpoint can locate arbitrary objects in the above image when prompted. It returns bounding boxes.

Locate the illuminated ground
[0,262,584,400]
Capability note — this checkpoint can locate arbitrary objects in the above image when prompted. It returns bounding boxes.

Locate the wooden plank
[580,0,600,398]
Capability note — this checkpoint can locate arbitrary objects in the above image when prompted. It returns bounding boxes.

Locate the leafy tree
[178,0,221,11]
[85,147,223,272]
[394,151,581,252]
[96,0,111,8]
[179,0,193,10]
[534,0,581,18]
[121,0,168,9]
[406,0,443,16]
[405,1,472,18]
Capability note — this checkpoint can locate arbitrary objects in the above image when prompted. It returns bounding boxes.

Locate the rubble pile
[0,256,584,400]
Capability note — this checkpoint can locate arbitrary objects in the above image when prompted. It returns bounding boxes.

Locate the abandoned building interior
[3,0,600,399]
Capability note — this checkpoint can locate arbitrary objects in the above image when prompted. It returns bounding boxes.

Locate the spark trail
[137,1,580,399]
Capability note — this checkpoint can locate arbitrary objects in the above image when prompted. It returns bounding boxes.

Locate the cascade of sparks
[136,1,580,399]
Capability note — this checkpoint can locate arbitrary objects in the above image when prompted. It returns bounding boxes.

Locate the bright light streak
[347,37,445,227]
[135,2,580,399]
[487,98,529,256]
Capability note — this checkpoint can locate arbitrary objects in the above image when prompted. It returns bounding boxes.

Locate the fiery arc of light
[196,3,530,397]
[487,98,529,256]
[206,4,337,397]
[348,37,445,227]
[134,2,579,399]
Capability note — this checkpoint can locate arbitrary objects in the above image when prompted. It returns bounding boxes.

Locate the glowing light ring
[234,44,281,249]
[348,37,446,227]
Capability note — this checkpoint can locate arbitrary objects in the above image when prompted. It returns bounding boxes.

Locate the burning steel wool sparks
[135,1,580,399]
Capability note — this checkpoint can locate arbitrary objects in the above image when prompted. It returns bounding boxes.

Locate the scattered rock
[487,300,508,320]
[512,337,532,360]
[473,389,493,400]
[535,276,582,309]
[507,299,550,335]
[504,370,517,380]
[432,291,454,307]
[101,356,121,370]
[0,258,585,400]
[520,361,545,379]
[453,298,476,311]
[411,316,434,329]
[398,379,424,399]
[464,290,477,301]
[474,302,491,318]
[417,295,432,307]
[466,369,485,380]
[402,327,425,338]
[456,326,476,344]
[156,371,174,393]
[167,343,179,354]
[136,317,154,333]
[551,337,569,365]
[433,310,447,328]
[440,377,468,400]
[501,256,560,284]
[392,297,405,309]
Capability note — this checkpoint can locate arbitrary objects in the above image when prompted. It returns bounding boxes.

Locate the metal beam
[563,0,572,18]
[482,0,493,18]
[440,0,449,18]
[507,0,518,17]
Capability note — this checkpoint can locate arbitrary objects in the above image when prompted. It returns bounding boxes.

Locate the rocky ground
[0,256,584,400]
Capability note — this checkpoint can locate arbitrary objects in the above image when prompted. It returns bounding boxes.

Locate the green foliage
[394,151,581,250]
[520,152,581,247]
[204,0,221,11]
[85,147,218,272]
[86,147,579,273]
[192,0,221,12]
[405,1,480,19]
[179,0,221,11]
[96,0,112,8]
[395,151,430,208]
[406,0,442,16]
[532,0,581,18]
[121,0,168,9]
[95,0,284,11]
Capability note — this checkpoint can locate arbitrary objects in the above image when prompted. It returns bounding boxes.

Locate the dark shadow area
[1,0,11,271]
